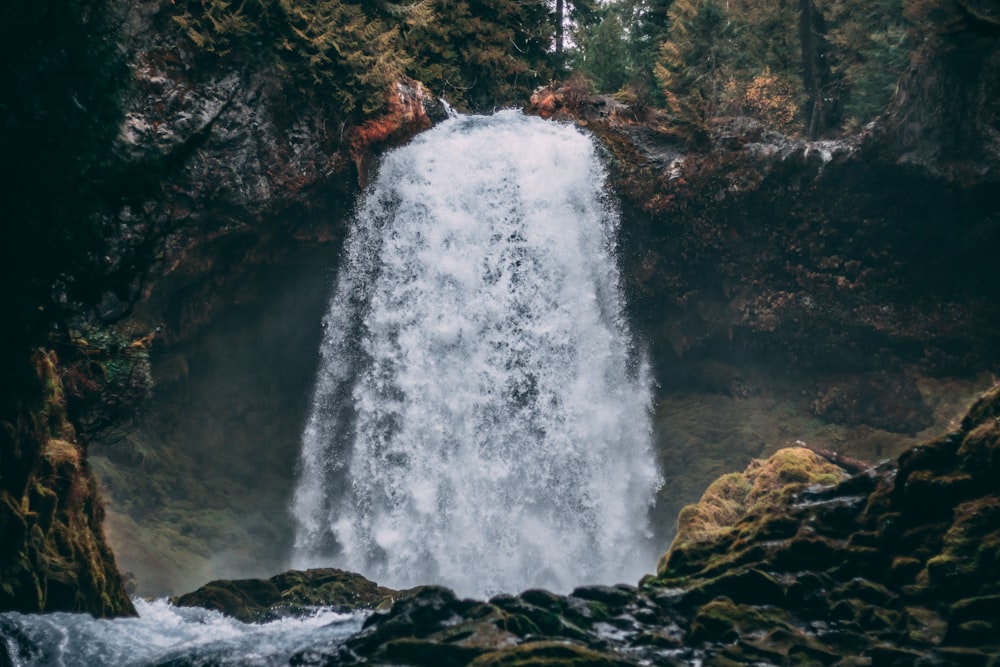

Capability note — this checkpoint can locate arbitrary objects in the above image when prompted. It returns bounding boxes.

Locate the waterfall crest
[291,110,661,598]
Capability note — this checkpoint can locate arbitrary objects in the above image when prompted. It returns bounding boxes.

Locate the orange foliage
[742,67,799,133]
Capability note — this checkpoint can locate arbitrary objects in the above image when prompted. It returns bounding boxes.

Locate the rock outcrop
[173,568,403,623]
[87,1,446,596]
[0,352,135,617]
[272,386,1000,665]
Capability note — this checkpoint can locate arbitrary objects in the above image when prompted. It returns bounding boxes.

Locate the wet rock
[811,372,933,434]
[0,352,135,617]
[173,568,401,622]
[469,641,638,667]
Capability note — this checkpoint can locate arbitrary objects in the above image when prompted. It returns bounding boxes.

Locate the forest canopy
[570,0,911,137]
[167,0,913,134]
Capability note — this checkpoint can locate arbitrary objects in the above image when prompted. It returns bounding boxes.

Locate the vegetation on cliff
[0,352,135,617]
[0,0,150,617]
[169,0,555,113]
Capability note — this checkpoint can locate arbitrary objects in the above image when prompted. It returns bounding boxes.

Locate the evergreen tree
[818,0,909,128]
[403,0,552,110]
[172,0,406,115]
[553,0,598,55]
[571,4,633,93]
[656,0,739,119]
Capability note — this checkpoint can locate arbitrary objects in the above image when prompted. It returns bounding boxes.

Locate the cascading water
[291,110,661,598]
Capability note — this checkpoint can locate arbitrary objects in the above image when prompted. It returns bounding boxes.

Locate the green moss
[689,597,790,644]
[0,350,135,617]
[469,641,635,667]
[656,447,848,577]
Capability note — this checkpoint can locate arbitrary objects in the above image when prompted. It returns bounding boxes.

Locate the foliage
[401,0,553,111]
[819,0,910,129]
[739,67,801,132]
[655,0,741,120]
[570,4,633,94]
[171,0,405,114]
[60,325,154,445]
[170,0,555,113]
[642,0,911,134]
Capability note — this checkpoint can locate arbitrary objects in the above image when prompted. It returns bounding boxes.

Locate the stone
[173,568,401,622]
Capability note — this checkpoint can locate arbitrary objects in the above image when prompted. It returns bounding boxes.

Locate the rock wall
[86,1,444,596]
[0,352,135,617]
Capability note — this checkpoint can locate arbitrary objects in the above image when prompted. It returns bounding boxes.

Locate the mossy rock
[469,641,637,667]
[657,447,848,577]
[944,595,1000,648]
[921,497,1000,597]
[683,568,785,607]
[0,350,134,618]
[688,596,791,644]
[173,567,401,622]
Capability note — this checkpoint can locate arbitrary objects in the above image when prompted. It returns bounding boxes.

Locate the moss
[0,349,135,617]
[657,447,848,576]
[469,641,635,667]
[689,597,790,644]
[921,497,1000,597]
[41,439,82,472]
[903,606,947,646]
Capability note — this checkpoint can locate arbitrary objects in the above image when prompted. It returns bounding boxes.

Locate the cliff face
[0,352,135,617]
[86,3,444,596]
[542,0,1000,543]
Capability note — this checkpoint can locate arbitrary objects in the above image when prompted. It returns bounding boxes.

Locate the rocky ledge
[172,568,405,623]
[178,385,1000,666]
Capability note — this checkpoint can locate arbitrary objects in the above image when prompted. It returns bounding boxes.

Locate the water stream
[291,110,661,598]
[0,599,364,666]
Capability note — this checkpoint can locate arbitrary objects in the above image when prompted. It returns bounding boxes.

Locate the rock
[657,446,849,576]
[811,372,933,434]
[0,351,134,617]
[173,568,401,622]
[469,641,639,667]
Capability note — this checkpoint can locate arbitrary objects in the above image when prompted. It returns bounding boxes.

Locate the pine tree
[818,0,909,128]
[656,0,740,119]
[571,4,632,93]
[402,0,553,110]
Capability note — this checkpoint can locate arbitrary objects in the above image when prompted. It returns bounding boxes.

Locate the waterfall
[291,110,661,598]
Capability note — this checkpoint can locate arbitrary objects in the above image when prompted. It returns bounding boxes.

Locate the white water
[0,599,364,666]
[291,110,661,598]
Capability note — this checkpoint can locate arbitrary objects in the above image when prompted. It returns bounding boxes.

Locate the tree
[571,4,633,93]
[402,0,553,110]
[656,0,740,119]
[172,0,407,115]
[553,0,598,55]
[818,0,909,128]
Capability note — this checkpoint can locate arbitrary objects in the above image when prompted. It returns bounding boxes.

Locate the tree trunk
[556,0,565,53]
[798,0,822,138]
